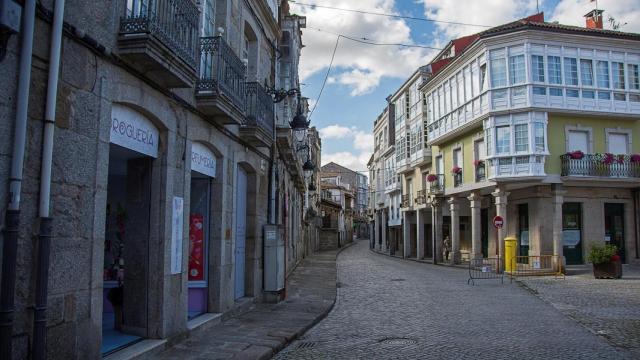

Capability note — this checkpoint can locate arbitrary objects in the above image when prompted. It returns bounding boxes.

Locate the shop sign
[171,196,184,275]
[191,143,216,177]
[493,215,504,229]
[110,104,159,158]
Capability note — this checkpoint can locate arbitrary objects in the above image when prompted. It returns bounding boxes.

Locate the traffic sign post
[493,215,504,229]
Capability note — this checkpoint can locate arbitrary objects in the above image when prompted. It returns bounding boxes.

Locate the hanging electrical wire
[308,34,340,119]
[306,26,443,50]
[289,1,492,28]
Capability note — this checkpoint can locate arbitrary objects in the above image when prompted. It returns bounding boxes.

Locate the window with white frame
[531,55,545,82]
[629,64,639,90]
[436,155,443,175]
[472,62,480,95]
[607,132,629,154]
[567,130,589,153]
[580,59,594,86]
[514,124,528,152]
[509,54,525,85]
[474,139,486,161]
[485,128,492,156]
[547,56,562,84]
[534,123,545,152]
[480,63,488,92]
[564,57,578,86]
[596,61,610,88]
[490,57,507,88]
[612,62,625,89]
[496,126,511,154]
[453,148,462,168]
[457,72,464,106]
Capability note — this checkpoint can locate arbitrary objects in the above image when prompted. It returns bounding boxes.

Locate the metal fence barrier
[508,255,564,282]
[468,257,503,285]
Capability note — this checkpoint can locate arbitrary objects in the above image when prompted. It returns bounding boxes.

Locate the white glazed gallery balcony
[410,147,432,167]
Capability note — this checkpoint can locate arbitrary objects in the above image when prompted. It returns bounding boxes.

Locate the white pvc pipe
[8,0,37,211]
[39,0,66,218]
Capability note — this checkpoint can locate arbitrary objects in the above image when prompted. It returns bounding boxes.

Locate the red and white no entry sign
[493,215,504,229]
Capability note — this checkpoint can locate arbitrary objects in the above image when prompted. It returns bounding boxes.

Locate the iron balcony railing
[427,174,445,194]
[245,82,274,136]
[454,172,463,187]
[197,36,247,112]
[401,194,410,208]
[560,154,640,178]
[475,162,486,182]
[416,190,427,205]
[120,0,199,68]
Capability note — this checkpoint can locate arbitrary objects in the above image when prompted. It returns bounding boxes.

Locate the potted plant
[587,243,622,279]
[451,166,462,175]
[631,154,640,163]
[473,159,484,167]
[427,174,438,182]
[567,150,584,160]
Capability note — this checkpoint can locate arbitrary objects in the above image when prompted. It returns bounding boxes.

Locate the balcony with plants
[561,151,640,178]
[196,36,247,125]
[452,166,463,187]
[426,174,445,195]
[118,0,199,88]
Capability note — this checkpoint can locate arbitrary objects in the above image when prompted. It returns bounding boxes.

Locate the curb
[269,240,358,358]
[368,247,468,270]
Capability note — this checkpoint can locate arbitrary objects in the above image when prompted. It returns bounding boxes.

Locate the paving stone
[275,240,633,360]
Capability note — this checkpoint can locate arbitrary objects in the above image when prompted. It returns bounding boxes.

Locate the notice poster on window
[171,197,184,275]
[189,214,205,281]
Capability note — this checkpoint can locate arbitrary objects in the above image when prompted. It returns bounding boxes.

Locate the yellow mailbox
[504,237,517,273]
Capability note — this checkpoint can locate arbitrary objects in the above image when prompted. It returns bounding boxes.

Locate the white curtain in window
[568,131,589,152]
[608,133,628,154]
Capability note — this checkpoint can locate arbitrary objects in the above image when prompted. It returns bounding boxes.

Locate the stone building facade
[0,0,314,358]
[321,162,369,239]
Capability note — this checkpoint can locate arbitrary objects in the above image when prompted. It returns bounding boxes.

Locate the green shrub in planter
[587,244,618,265]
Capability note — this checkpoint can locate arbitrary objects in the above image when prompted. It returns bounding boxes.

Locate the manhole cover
[379,337,417,346]
[390,278,405,282]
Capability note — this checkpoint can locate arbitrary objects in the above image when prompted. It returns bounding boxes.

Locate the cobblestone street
[275,240,632,359]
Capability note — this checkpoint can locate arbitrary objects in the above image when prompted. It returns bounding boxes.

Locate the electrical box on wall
[0,0,21,34]
[263,224,284,293]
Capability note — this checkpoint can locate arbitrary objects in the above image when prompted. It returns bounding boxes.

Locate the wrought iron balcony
[401,194,411,208]
[196,36,247,124]
[475,162,486,182]
[118,0,199,87]
[453,172,463,187]
[427,174,445,195]
[241,82,274,147]
[560,154,640,178]
[416,190,427,205]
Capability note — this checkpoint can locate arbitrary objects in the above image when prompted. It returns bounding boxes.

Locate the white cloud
[551,0,640,33]
[318,124,374,171]
[319,124,354,139]
[293,0,436,97]
[419,0,538,44]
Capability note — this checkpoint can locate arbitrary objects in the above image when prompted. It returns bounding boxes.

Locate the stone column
[381,210,387,252]
[431,197,443,264]
[403,212,411,258]
[492,187,510,269]
[552,184,565,272]
[468,191,482,260]
[416,209,425,260]
[449,197,461,264]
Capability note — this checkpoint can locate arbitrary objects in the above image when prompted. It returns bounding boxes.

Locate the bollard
[504,237,517,273]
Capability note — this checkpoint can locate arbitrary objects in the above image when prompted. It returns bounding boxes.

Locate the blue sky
[291,0,640,172]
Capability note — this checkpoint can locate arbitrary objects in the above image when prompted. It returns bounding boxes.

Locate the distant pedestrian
[443,236,451,261]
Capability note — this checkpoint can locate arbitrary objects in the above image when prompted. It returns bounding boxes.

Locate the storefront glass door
[604,203,625,263]
[102,144,152,355]
[562,203,583,265]
[518,204,529,262]
[188,174,211,319]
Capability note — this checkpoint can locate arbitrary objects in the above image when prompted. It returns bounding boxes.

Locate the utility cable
[289,1,492,28]
[309,34,340,119]
[307,26,443,50]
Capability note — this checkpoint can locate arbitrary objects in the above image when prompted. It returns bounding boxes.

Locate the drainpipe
[32,0,65,358]
[634,189,639,260]
[0,1,36,358]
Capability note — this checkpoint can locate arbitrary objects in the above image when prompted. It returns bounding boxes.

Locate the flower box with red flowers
[473,160,484,167]
[426,174,438,182]
[567,150,584,160]
[588,244,622,279]
[630,154,640,163]
[450,166,462,175]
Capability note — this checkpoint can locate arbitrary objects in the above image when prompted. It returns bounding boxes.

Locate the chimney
[584,9,604,29]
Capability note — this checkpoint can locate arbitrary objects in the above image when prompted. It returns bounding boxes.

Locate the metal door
[234,167,247,300]
[563,203,583,265]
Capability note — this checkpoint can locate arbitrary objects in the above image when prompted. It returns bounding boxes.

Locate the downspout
[634,189,639,260]
[0,1,36,358]
[32,0,65,358]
